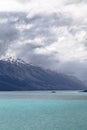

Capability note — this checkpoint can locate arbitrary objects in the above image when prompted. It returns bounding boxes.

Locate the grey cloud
[11,43,43,62]
[22,13,73,45]
[0,12,84,53]
[28,13,72,28]
[0,16,19,57]
[0,23,18,41]
[0,43,8,56]
[0,12,87,82]
[0,12,27,57]
[56,61,87,82]
[28,53,59,69]
[18,0,31,4]
[66,0,87,4]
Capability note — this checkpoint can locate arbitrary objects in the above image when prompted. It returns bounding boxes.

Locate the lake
[0,91,87,130]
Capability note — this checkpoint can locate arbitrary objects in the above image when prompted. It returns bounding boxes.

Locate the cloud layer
[0,0,87,81]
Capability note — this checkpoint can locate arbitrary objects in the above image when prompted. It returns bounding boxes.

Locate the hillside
[0,58,86,91]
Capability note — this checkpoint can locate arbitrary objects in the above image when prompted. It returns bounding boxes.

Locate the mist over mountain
[0,58,86,91]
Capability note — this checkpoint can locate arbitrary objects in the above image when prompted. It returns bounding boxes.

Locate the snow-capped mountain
[0,58,86,91]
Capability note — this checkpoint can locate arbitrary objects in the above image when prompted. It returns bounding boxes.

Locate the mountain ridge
[0,58,86,91]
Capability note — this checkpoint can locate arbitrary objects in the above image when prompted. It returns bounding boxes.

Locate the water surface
[0,91,87,130]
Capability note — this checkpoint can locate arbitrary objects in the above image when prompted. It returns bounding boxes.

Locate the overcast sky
[0,0,87,81]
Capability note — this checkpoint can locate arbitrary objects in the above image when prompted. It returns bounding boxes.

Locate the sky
[0,0,87,82]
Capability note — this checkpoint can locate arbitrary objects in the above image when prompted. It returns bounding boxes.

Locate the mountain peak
[0,57,26,64]
[0,57,16,62]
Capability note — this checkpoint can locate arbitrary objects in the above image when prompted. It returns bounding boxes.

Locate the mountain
[0,58,86,91]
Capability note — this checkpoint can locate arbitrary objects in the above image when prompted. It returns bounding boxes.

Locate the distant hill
[0,58,86,91]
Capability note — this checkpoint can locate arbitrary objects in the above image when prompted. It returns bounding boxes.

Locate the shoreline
[0,91,87,100]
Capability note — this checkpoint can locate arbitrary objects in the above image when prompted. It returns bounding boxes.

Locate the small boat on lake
[51,90,56,93]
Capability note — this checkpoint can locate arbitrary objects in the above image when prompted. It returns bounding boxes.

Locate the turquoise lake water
[0,91,87,130]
